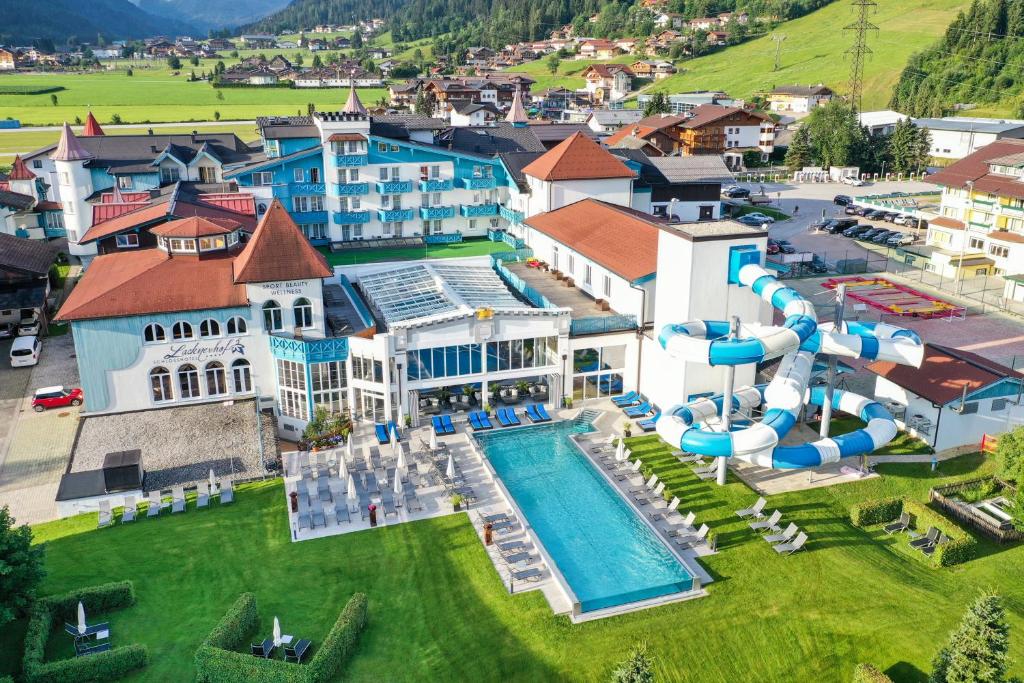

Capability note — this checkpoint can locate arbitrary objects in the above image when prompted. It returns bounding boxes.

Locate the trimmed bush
[852,663,892,682]
[850,498,902,527]
[305,592,368,682]
[903,501,977,567]
[22,581,146,683]
[202,592,259,650]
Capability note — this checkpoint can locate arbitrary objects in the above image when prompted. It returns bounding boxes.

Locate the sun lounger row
[622,401,654,418]
[469,410,493,431]
[525,404,552,422]
[612,391,643,407]
[737,499,808,555]
[374,421,401,444]
[100,481,234,527]
[431,414,456,436]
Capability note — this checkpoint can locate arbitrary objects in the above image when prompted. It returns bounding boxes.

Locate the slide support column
[718,316,740,486]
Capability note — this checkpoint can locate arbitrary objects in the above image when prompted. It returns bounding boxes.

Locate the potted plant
[489,382,500,401]
[515,380,530,394]
[621,420,633,438]
[451,493,464,511]
[404,414,412,428]
[564,396,573,408]
[482,402,491,415]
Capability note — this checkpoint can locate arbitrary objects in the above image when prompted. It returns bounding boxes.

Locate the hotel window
[150,367,173,403]
[489,218,500,229]
[310,167,320,183]
[64,201,75,215]
[172,321,194,340]
[293,196,310,213]
[311,361,346,414]
[567,253,575,275]
[160,167,180,183]
[310,195,324,211]
[226,316,247,335]
[584,264,592,286]
[293,168,305,182]
[263,300,283,331]
[969,237,985,250]
[603,274,612,298]
[468,219,477,231]
[990,244,1010,258]
[199,319,221,338]
[341,168,359,183]
[117,176,134,189]
[304,223,327,240]
[205,361,227,396]
[294,298,313,328]
[199,237,226,251]
[390,144,399,153]
[407,344,482,380]
[33,159,42,169]
[60,172,70,185]
[177,364,200,399]
[378,142,388,153]
[430,220,442,234]
[252,172,273,186]
[232,359,252,393]
[486,337,558,372]
[277,359,308,420]
[352,355,384,383]
[144,323,166,344]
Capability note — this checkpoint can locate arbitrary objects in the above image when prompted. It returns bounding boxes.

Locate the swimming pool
[476,420,695,613]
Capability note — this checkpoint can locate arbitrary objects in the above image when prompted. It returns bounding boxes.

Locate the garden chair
[736,497,767,519]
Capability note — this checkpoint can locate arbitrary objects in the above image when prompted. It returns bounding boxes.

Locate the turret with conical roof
[505,88,528,127]
[51,122,96,259]
[51,122,94,162]
[7,155,37,200]
[341,82,368,115]
[83,112,105,136]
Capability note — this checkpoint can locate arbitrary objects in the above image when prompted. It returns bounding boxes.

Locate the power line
[771,33,787,71]
[844,0,879,113]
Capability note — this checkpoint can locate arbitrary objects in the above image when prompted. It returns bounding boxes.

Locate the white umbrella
[77,601,86,635]
[209,468,217,494]
[389,426,397,452]
[429,429,438,452]
[273,616,282,647]
[395,442,407,472]
[346,436,354,462]
[346,473,358,512]
[393,467,403,495]
[446,452,456,480]
[615,439,626,462]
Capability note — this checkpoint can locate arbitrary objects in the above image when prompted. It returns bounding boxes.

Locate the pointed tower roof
[522,132,635,181]
[51,122,94,162]
[82,112,105,136]
[8,155,36,181]
[233,199,333,284]
[341,82,368,115]
[505,89,528,127]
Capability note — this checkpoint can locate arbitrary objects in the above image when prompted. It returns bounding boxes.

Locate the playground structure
[655,260,925,470]
[822,276,967,320]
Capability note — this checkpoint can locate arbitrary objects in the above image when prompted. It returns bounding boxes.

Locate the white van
[10,335,41,367]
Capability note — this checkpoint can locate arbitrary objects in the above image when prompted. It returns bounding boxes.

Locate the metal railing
[570,315,638,336]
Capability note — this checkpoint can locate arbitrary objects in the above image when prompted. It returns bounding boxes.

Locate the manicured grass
[824,416,934,456]
[504,55,638,93]
[319,238,512,266]
[638,0,970,111]
[3,443,1023,681]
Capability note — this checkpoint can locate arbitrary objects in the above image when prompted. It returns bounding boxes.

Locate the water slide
[654,263,925,469]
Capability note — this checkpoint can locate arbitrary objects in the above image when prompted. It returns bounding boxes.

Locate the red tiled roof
[8,155,35,181]
[988,230,1024,244]
[327,133,367,142]
[521,132,635,181]
[195,193,256,217]
[83,112,105,136]
[35,200,61,211]
[867,344,1021,405]
[233,199,333,283]
[150,216,240,238]
[682,104,770,129]
[929,216,965,230]
[603,124,659,146]
[56,250,248,322]
[928,138,1024,192]
[81,202,170,243]
[100,190,150,204]
[583,64,635,79]
[524,199,659,281]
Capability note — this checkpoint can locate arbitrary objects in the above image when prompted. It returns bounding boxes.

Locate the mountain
[0,0,198,44]
[137,0,293,31]
[891,0,1024,117]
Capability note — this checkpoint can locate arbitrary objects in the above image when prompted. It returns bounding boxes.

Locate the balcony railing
[291,210,329,223]
[333,182,369,196]
[419,178,453,192]
[570,315,638,337]
[419,205,456,220]
[460,203,499,217]
[458,176,497,190]
[498,204,524,224]
[424,232,463,244]
[375,180,413,194]
[377,208,415,222]
[269,335,349,363]
[334,154,368,167]
[333,210,371,224]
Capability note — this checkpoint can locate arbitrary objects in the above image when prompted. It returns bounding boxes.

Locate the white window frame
[293,168,305,182]
[115,233,140,249]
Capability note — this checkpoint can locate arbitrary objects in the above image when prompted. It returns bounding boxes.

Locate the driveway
[0,332,81,525]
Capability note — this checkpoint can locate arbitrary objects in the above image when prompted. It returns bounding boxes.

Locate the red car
[32,386,83,412]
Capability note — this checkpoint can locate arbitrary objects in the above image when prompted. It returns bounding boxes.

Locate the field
[505,54,637,93]
[1,443,1022,682]
[319,238,513,266]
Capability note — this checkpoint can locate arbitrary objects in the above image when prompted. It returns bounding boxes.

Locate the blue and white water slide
[655,263,925,469]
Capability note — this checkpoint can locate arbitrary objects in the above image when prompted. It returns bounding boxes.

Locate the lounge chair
[285,638,311,663]
[387,421,401,441]
[476,411,494,429]
[431,416,446,436]
[909,527,940,550]
[220,478,234,504]
[147,490,162,517]
[736,497,767,519]
[612,391,640,407]
[764,523,799,544]
[526,404,552,422]
[380,489,399,517]
[334,501,350,524]
[97,500,113,528]
[634,481,666,504]
[196,482,210,509]
[637,413,660,431]
[614,460,643,481]
[440,414,456,434]
[251,638,275,658]
[665,511,697,534]
[171,486,185,513]
[623,402,652,418]
[922,533,949,557]
[676,453,704,464]
[121,496,137,523]
[674,523,710,548]
[403,485,423,512]
[693,461,718,475]
[503,552,537,565]
[480,512,510,524]
[884,512,910,534]
[499,540,529,554]
[627,474,658,495]
[602,449,632,470]
[310,500,327,529]
[374,423,390,444]
[750,510,783,534]
[511,567,543,583]
[696,464,721,480]
[490,518,516,533]
[505,408,522,426]
[317,476,332,503]
[773,532,808,555]
[589,435,617,453]
[649,497,680,521]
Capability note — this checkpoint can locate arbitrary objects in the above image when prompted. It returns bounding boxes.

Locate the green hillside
[640,0,970,111]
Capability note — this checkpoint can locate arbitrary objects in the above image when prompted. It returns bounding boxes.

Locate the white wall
[525,176,632,215]
[927,130,999,161]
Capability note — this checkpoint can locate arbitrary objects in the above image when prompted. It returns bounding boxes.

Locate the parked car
[825,218,858,234]
[736,215,766,227]
[855,206,871,216]
[809,219,831,232]
[744,212,776,223]
[9,335,40,367]
[833,194,853,206]
[32,386,83,412]
[872,230,897,244]
[857,228,886,241]
[808,257,829,274]
[766,240,781,255]
[882,212,899,222]
[17,316,40,336]
[722,186,751,199]
[887,233,915,247]
[841,175,866,186]
[893,214,912,225]
[844,225,873,238]
[0,323,13,339]
[844,205,861,215]
[865,210,888,220]
[776,240,796,254]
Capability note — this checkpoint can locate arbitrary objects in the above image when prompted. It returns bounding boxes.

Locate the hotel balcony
[291,210,329,224]
[273,182,326,199]
[333,210,371,224]
[458,176,497,190]
[377,208,416,222]
[269,335,350,363]
[419,205,457,220]
[333,182,370,196]
[460,203,499,218]
[419,179,454,192]
[375,180,413,194]
[334,154,368,167]
[498,205,524,224]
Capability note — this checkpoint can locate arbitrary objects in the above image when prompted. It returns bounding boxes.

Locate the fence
[930,477,1024,544]
[570,315,637,336]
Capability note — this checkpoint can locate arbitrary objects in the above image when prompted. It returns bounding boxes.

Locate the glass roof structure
[357,263,529,324]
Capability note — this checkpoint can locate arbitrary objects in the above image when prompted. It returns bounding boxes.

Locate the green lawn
[319,238,512,266]
[825,416,934,456]
[3,442,1022,682]
[504,55,638,93]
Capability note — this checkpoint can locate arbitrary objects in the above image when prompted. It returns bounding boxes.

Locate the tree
[0,506,45,627]
[294,53,303,66]
[643,92,669,117]
[415,89,436,117]
[610,643,654,683]
[352,32,363,49]
[49,93,58,106]
[803,100,861,168]
[888,119,930,175]
[126,67,133,77]
[312,54,323,69]
[784,125,812,169]
[167,55,182,70]
[931,593,1010,683]
[546,53,561,75]
[214,110,221,121]
[995,426,1024,529]
[189,55,199,66]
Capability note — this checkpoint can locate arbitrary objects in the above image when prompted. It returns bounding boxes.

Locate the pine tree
[0,506,46,627]
[643,92,669,117]
[931,593,1010,683]
[784,126,812,170]
[610,643,655,683]
[887,118,918,174]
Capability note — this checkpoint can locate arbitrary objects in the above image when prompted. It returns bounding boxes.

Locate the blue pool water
[476,421,694,612]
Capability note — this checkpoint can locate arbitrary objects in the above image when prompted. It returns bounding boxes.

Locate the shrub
[903,501,977,567]
[305,592,369,682]
[852,663,892,682]
[850,498,902,527]
[202,592,259,650]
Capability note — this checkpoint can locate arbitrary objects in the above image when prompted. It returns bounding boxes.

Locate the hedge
[903,501,977,567]
[195,592,368,683]
[853,663,893,683]
[22,581,147,683]
[850,498,902,527]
